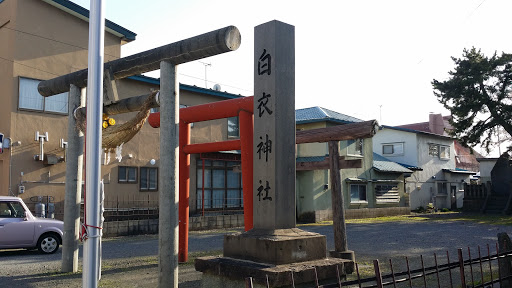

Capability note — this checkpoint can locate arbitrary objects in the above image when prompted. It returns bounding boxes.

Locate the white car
[0,196,64,254]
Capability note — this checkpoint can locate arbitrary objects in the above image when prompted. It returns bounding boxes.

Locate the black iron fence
[194,197,244,217]
[102,195,159,221]
[245,244,512,288]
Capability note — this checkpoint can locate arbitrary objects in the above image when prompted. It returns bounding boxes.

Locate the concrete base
[223,228,326,265]
[195,256,354,288]
[329,250,355,262]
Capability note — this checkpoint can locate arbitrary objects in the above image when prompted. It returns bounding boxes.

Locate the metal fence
[194,197,244,217]
[245,244,512,288]
[102,195,159,221]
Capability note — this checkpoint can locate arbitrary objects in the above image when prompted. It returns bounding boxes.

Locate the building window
[428,143,450,160]
[140,167,158,191]
[118,166,137,183]
[227,117,240,138]
[196,159,243,212]
[19,77,68,114]
[437,182,448,194]
[350,184,367,203]
[382,142,404,156]
[347,139,363,156]
[428,143,439,157]
[439,145,450,160]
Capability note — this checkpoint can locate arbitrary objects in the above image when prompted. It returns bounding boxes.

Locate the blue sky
[72,0,512,130]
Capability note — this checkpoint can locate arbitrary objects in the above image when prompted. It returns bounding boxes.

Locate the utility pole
[83,0,105,286]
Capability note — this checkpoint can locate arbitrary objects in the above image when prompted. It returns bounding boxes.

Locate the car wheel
[37,233,59,254]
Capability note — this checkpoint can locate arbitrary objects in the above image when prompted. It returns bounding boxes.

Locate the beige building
[0,0,245,219]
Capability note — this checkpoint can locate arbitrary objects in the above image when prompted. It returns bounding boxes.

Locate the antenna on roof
[199,61,211,89]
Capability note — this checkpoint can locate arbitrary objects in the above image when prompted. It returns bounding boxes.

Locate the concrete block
[224,216,231,227]
[118,222,129,235]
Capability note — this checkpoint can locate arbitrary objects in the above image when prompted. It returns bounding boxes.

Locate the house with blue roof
[372,125,476,210]
[295,107,412,222]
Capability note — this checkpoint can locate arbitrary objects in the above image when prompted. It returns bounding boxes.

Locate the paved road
[1,219,511,285]
[189,220,512,261]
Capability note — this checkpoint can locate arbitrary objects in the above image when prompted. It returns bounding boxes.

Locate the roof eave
[296,118,355,125]
[126,76,244,100]
[381,125,453,140]
[373,166,412,174]
[43,0,137,42]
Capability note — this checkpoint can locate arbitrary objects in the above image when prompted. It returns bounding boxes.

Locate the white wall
[373,128,418,166]
[373,128,470,209]
[478,159,497,183]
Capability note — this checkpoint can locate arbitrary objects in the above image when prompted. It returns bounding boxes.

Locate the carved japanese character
[258,49,271,75]
[257,92,273,117]
[257,180,272,201]
[257,134,272,162]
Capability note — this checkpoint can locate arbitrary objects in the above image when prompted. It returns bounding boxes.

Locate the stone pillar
[158,61,179,288]
[252,20,296,230]
[197,20,354,288]
[223,20,326,265]
[61,85,85,273]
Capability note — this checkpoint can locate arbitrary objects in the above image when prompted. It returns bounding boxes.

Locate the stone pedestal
[195,228,355,287]
[224,228,326,265]
[195,256,354,288]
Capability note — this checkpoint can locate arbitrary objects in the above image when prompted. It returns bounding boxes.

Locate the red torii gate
[148,96,254,262]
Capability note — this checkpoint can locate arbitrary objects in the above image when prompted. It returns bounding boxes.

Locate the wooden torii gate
[296,120,377,259]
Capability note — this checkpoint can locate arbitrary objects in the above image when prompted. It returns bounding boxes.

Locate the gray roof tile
[373,153,413,173]
[296,107,363,124]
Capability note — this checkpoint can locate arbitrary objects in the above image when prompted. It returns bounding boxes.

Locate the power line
[468,0,487,18]
[1,26,120,59]
[0,55,60,77]
[0,26,251,94]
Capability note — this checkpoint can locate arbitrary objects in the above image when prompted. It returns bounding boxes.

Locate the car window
[9,202,25,218]
[0,201,25,218]
[0,202,12,217]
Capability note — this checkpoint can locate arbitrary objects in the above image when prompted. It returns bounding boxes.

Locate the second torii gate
[148,95,254,262]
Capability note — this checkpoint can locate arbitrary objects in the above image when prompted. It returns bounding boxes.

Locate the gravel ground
[0,215,511,287]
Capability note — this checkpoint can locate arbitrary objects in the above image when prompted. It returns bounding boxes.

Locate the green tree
[432,47,512,152]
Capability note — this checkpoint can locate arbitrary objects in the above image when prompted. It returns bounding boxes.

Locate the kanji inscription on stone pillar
[253,20,295,230]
